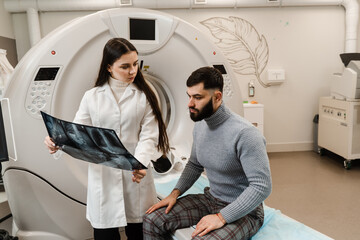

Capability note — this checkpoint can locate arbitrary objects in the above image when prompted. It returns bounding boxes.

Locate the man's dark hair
[186,66,223,92]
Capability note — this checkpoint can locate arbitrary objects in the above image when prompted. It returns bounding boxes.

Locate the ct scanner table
[155,174,334,240]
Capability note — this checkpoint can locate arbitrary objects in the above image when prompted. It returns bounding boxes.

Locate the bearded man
[143,66,272,240]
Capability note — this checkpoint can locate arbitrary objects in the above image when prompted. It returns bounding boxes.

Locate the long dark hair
[95,38,169,154]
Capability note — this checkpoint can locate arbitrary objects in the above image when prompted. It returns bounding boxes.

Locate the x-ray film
[41,111,147,170]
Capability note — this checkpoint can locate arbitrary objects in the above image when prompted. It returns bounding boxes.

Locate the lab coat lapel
[96,83,121,129]
[101,83,119,106]
[118,83,137,105]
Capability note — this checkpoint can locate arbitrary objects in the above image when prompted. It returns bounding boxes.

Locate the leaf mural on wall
[201,16,270,87]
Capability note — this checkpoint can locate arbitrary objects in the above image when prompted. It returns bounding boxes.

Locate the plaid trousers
[143,187,264,240]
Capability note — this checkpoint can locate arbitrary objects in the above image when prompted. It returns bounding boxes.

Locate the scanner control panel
[25,66,61,119]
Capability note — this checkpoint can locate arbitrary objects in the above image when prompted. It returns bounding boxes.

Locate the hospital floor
[265,151,360,240]
[0,151,359,239]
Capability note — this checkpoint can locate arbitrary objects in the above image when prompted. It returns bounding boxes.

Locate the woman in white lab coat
[44,38,169,240]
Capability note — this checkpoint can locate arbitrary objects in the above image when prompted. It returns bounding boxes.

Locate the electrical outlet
[267,69,285,81]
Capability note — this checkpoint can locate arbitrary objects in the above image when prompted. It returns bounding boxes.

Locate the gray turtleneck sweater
[175,103,272,223]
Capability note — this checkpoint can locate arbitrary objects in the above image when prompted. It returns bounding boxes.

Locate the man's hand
[146,189,180,214]
[191,213,226,238]
[132,169,146,183]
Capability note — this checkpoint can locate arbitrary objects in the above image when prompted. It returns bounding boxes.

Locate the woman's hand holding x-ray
[44,136,60,154]
[132,169,146,183]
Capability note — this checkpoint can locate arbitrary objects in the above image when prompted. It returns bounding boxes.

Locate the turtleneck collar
[109,76,130,88]
[204,103,231,128]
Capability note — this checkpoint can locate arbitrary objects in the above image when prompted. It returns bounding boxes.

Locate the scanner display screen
[34,67,60,81]
[213,64,227,74]
[0,104,9,162]
[129,18,156,40]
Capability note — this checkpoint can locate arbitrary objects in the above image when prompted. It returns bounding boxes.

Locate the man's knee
[143,211,158,226]
[143,209,175,239]
[143,208,170,229]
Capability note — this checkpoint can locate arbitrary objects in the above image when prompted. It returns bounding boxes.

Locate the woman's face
[108,51,138,83]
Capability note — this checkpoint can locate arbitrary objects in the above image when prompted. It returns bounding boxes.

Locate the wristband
[216,213,226,224]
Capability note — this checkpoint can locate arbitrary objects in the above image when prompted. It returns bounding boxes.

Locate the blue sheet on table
[155,175,333,240]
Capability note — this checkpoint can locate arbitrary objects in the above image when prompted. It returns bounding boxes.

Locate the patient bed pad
[154,174,334,240]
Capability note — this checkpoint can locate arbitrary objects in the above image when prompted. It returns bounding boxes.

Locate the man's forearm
[174,160,203,193]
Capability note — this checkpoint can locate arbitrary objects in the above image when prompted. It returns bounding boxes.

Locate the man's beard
[189,98,214,122]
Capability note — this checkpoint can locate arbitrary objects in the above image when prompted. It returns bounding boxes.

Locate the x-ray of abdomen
[41,111,147,170]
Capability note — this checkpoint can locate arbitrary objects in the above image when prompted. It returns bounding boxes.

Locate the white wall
[0,0,14,38]
[4,5,360,152]
[165,7,348,152]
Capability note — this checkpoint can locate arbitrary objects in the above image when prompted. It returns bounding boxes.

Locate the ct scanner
[1,8,243,240]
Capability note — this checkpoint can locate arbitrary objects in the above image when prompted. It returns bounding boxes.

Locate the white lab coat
[73,82,159,228]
